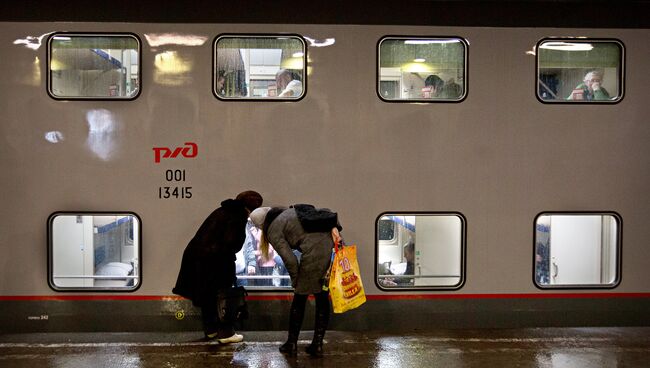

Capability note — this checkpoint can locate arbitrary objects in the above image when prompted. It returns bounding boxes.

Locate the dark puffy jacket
[266,208,336,295]
[172,199,248,307]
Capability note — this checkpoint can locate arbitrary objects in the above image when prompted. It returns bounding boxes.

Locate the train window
[534,213,621,288]
[536,39,624,103]
[214,35,306,100]
[47,33,141,100]
[378,37,467,102]
[48,213,141,291]
[235,220,293,290]
[376,213,466,290]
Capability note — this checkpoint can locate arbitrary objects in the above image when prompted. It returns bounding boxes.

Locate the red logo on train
[152,142,198,163]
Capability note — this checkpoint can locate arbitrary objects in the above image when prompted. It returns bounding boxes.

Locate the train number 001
[165,169,186,182]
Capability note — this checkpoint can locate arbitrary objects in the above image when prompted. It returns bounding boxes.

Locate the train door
[414,216,462,286]
[52,215,94,287]
[549,215,602,285]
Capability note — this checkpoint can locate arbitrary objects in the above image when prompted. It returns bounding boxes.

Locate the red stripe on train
[1,293,650,301]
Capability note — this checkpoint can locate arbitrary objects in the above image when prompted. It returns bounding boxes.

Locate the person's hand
[381,278,397,286]
[247,266,256,275]
[331,227,342,245]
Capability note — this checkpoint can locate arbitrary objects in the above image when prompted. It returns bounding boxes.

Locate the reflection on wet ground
[1,328,649,368]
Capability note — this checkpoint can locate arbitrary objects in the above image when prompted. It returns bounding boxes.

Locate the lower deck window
[48,213,141,291]
[235,219,293,290]
[534,213,621,288]
[376,213,465,290]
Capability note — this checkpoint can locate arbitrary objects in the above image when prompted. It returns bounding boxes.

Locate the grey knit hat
[250,207,271,228]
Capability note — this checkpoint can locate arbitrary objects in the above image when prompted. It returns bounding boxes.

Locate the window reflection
[537,40,623,102]
[534,213,620,287]
[48,34,140,99]
[214,35,306,99]
[377,214,464,289]
[378,37,467,101]
[49,213,140,291]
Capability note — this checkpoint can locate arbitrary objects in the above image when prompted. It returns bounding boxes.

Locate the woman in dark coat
[250,204,342,357]
[173,190,262,343]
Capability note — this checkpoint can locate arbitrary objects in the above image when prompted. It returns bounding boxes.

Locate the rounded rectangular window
[536,39,624,103]
[214,35,306,100]
[378,37,467,102]
[47,33,141,100]
[376,213,466,290]
[534,213,621,288]
[48,213,141,291]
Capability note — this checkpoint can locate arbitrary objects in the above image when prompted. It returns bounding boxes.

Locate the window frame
[374,211,467,291]
[213,33,307,102]
[535,38,625,104]
[46,32,142,101]
[532,211,623,290]
[47,211,143,292]
[376,35,469,103]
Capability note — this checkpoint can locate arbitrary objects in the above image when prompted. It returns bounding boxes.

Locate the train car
[1,1,649,333]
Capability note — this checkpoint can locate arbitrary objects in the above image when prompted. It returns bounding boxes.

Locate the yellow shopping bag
[328,243,366,313]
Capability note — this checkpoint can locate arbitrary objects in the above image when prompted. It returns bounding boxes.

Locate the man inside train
[276,69,302,97]
[379,241,416,287]
[567,70,611,101]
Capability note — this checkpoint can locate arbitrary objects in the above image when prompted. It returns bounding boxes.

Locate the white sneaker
[218,333,244,344]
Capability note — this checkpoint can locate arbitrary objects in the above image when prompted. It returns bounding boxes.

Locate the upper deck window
[536,39,624,103]
[378,37,467,102]
[376,213,466,290]
[48,213,141,291]
[214,35,306,100]
[47,34,141,100]
[534,213,621,288]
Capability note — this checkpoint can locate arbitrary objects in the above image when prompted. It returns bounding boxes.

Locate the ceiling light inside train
[304,37,335,47]
[539,42,593,51]
[144,33,208,47]
[404,39,459,44]
[402,62,434,73]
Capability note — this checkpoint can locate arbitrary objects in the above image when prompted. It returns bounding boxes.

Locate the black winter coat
[172,199,249,307]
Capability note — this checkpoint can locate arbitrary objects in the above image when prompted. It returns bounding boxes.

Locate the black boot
[279,340,298,356]
[304,336,323,357]
[306,291,330,357]
[280,294,306,356]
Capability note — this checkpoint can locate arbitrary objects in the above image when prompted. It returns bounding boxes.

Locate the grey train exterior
[1,2,650,332]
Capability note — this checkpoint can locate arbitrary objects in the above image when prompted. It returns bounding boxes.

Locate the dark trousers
[201,302,235,339]
[287,291,330,342]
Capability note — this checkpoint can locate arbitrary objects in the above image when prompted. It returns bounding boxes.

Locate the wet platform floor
[1,327,649,368]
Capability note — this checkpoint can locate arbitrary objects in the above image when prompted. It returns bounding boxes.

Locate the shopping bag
[328,243,366,313]
[217,286,248,321]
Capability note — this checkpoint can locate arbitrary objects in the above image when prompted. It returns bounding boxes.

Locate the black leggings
[290,290,330,331]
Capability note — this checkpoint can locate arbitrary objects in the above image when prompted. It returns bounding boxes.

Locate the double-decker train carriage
[1,1,649,332]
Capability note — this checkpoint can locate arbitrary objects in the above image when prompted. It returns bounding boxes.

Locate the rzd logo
[153,142,197,163]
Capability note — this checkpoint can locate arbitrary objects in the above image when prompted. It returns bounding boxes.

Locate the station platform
[1,327,649,367]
